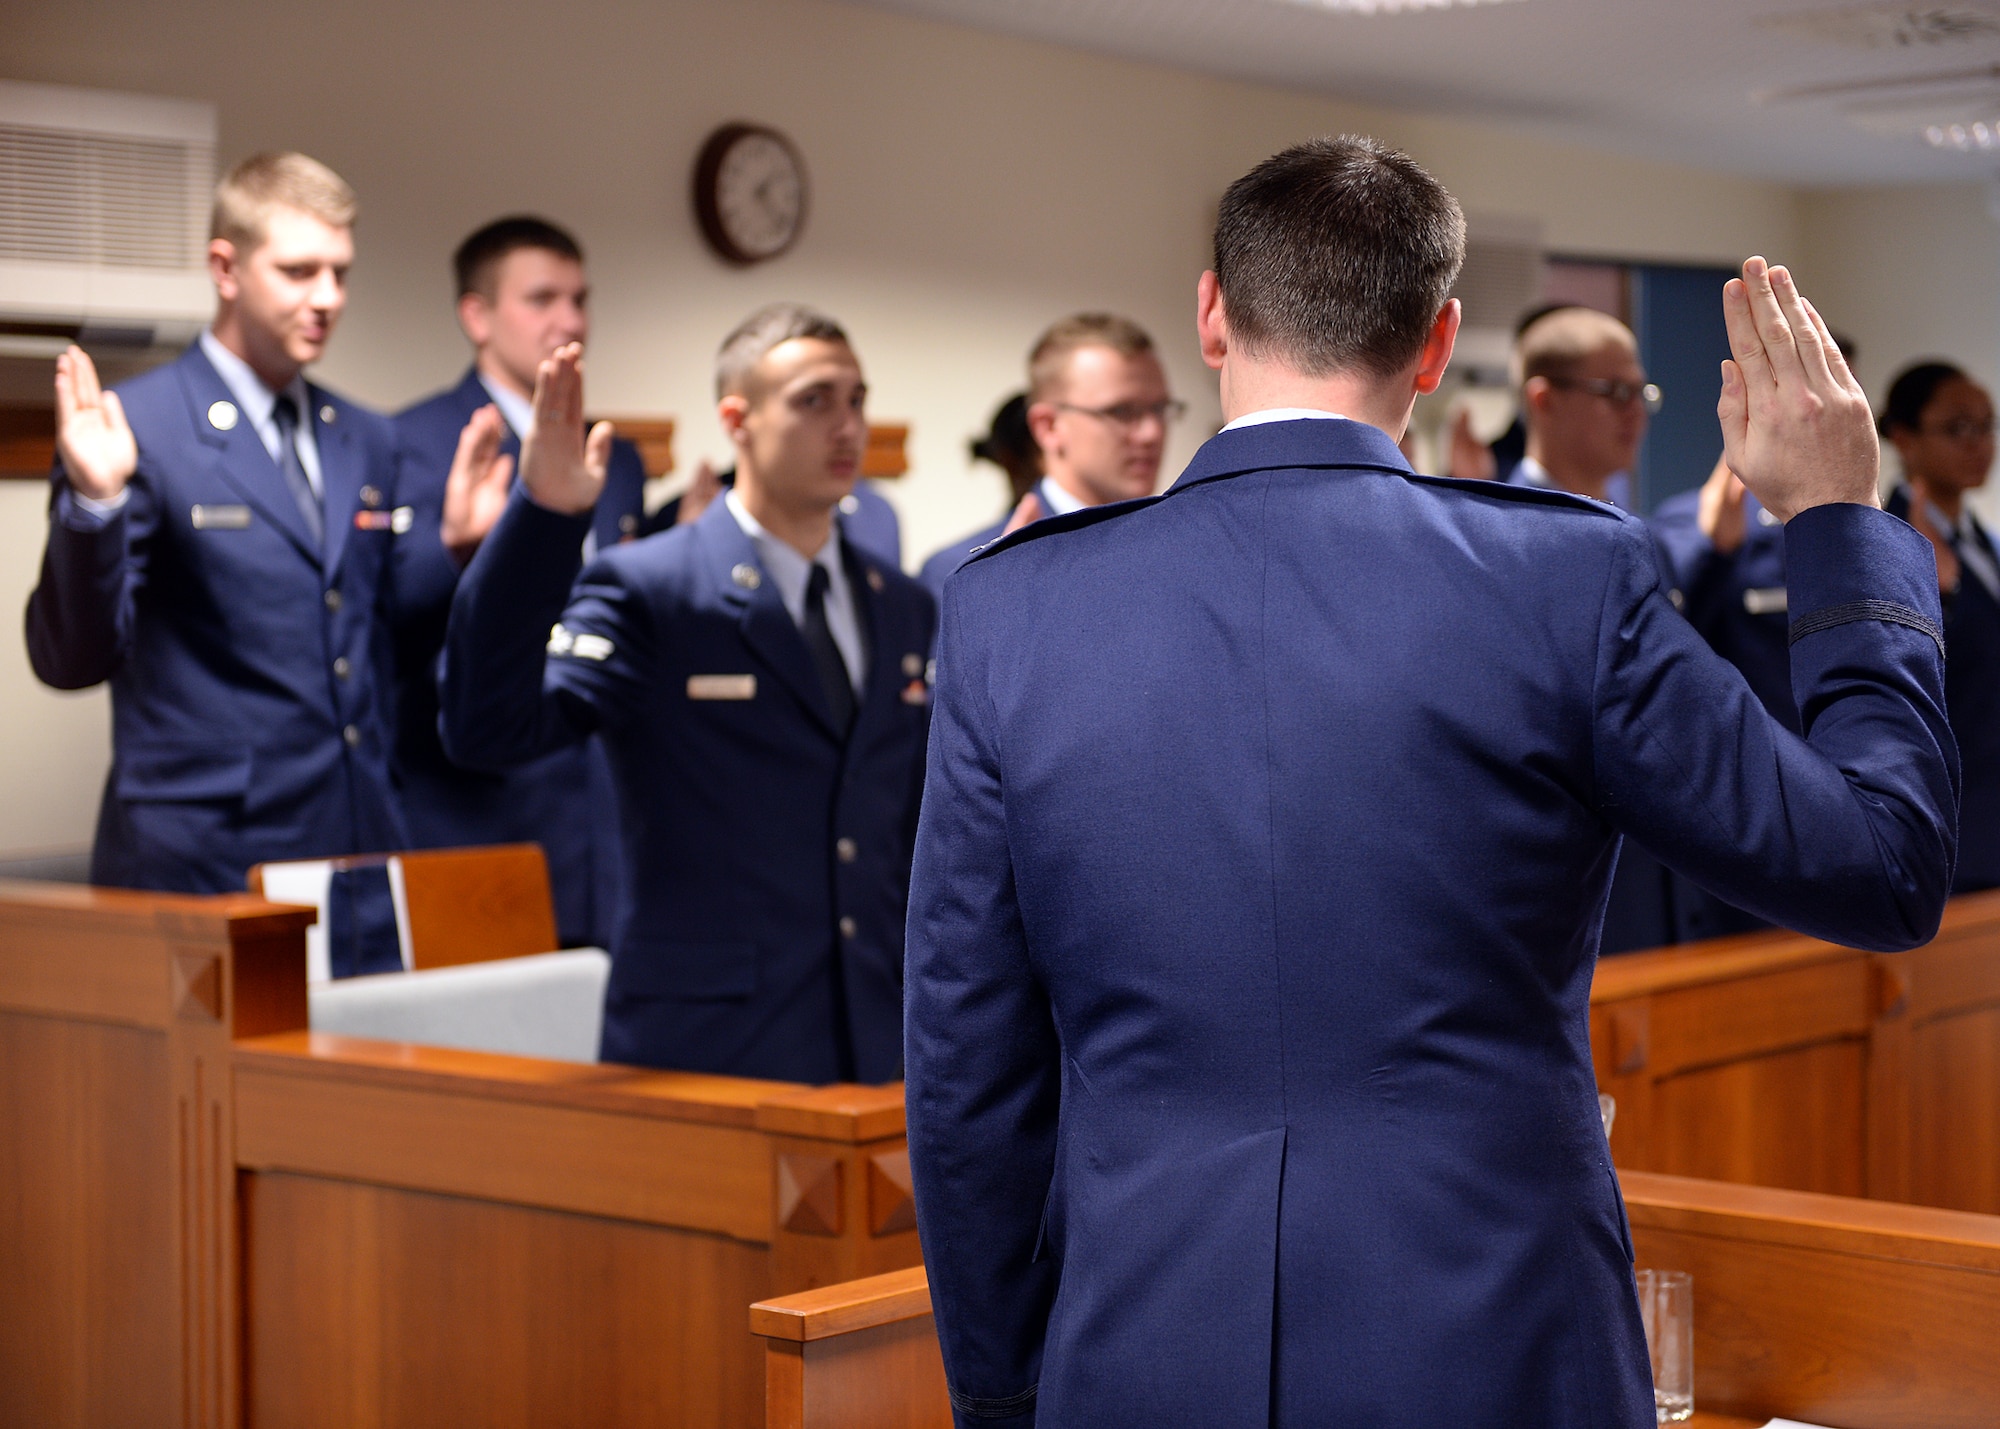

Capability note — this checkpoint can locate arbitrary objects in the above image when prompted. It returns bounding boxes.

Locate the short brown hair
[715,302,850,399]
[454,215,583,300]
[1028,313,1156,402]
[210,152,357,252]
[1511,307,1636,390]
[1213,135,1464,380]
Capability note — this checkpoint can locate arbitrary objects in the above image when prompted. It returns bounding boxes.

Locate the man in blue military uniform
[26,152,406,905]
[905,137,1956,1429]
[438,305,933,1081]
[919,314,1177,596]
[391,217,646,947]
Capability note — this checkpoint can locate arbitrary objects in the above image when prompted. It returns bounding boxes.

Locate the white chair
[308,948,611,1063]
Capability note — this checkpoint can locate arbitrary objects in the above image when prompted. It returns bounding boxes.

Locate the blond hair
[1511,307,1635,390]
[210,152,358,252]
[1028,313,1156,403]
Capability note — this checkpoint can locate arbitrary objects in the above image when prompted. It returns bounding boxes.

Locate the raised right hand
[54,345,137,502]
[439,404,515,564]
[1716,258,1878,523]
[519,342,612,516]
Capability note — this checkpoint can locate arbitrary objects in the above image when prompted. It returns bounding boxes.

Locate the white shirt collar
[200,328,308,431]
[476,370,536,442]
[725,488,865,692]
[1037,476,1088,517]
[1220,407,1350,432]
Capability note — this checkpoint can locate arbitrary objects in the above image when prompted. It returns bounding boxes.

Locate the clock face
[695,124,809,264]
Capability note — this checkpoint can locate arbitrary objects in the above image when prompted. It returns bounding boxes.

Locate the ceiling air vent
[0,80,215,345]
[1757,2,2000,49]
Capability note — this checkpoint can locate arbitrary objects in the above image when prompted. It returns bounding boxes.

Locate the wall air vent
[0,80,215,346]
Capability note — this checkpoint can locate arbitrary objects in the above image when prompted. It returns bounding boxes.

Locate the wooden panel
[796,1320,952,1429]
[1626,1172,2000,1428]
[397,844,558,968]
[1647,957,1870,1077]
[1908,1001,2000,1214]
[1649,1037,1866,1195]
[234,1059,773,1243]
[0,403,55,479]
[0,1009,176,1427]
[244,1171,768,1428]
[592,416,675,479]
[862,425,908,480]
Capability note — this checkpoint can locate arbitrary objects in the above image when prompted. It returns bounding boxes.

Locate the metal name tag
[687,674,757,701]
[191,504,251,530]
[1743,587,1788,616]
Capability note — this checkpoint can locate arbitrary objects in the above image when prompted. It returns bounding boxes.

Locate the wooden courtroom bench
[1593,888,2000,1215]
[0,879,920,1428]
[751,1169,2000,1429]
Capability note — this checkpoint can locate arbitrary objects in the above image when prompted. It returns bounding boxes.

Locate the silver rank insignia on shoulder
[731,563,762,590]
[901,652,924,678]
[547,623,614,661]
[391,506,414,534]
[207,400,238,431]
[191,503,251,530]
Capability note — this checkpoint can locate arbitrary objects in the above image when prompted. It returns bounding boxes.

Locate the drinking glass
[1636,1268,1693,1422]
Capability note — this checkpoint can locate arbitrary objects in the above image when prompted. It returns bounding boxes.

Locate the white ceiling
[849,0,2000,186]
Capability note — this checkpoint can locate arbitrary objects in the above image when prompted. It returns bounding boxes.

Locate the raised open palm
[519,343,613,516]
[54,346,137,501]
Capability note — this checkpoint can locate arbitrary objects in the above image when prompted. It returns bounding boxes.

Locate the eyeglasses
[1922,418,1996,442]
[1546,377,1664,415]
[1054,399,1187,429]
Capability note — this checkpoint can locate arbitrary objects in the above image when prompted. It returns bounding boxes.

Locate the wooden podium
[0,880,920,1428]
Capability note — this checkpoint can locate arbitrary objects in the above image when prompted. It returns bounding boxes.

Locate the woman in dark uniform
[1884,361,2000,891]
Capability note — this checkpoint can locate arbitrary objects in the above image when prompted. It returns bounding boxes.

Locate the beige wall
[0,0,1965,859]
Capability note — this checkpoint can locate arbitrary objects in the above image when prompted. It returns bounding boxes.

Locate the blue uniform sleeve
[438,485,649,770]
[1594,503,1957,950]
[24,466,155,691]
[904,584,1060,1428]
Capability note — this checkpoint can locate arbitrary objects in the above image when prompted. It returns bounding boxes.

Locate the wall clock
[693,123,809,265]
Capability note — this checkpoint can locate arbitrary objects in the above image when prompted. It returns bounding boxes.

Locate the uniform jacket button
[324,588,343,612]
[836,837,858,864]
[333,656,351,679]
[342,724,360,747]
[838,916,857,939]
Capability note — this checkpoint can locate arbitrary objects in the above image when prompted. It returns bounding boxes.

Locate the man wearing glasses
[1503,306,1661,512]
[918,314,1181,592]
[1503,306,1683,954]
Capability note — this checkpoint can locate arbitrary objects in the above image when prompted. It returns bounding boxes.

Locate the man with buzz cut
[391,216,648,948]
[437,305,934,1082]
[918,313,1179,596]
[905,136,1956,1428]
[26,152,407,907]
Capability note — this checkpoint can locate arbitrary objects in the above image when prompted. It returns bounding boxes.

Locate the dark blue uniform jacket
[24,343,407,892]
[391,368,646,945]
[439,489,934,1081]
[1888,485,2000,891]
[905,419,1957,1429]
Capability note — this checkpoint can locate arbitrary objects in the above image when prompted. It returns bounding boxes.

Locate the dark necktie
[270,394,323,548]
[803,563,856,735]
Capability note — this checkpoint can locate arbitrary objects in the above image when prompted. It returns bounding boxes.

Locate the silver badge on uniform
[191,504,251,530]
[207,401,238,432]
[731,563,762,590]
[359,485,382,508]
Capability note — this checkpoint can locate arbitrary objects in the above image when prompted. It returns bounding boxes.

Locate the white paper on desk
[1762,1420,1841,1428]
